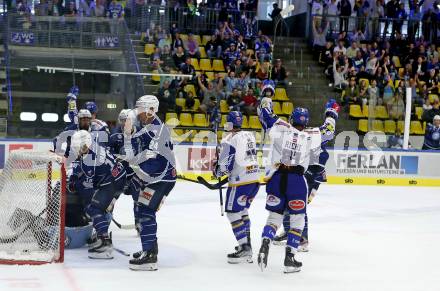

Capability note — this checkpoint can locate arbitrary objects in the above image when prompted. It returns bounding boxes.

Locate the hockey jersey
[215,130,260,186]
[423,123,440,149]
[124,117,176,184]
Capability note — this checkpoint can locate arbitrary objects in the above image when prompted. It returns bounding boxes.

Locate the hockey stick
[212,107,224,216]
[0,207,47,244]
[114,247,130,257]
[196,176,228,190]
[111,217,135,230]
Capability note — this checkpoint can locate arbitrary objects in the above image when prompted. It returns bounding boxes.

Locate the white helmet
[136,95,159,113]
[78,109,92,119]
[118,109,130,124]
[71,130,92,156]
[434,115,440,122]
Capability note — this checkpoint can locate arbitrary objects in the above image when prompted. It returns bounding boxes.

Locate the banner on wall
[94,36,119,48]
[0,140,439,186]
[10,32,35,45]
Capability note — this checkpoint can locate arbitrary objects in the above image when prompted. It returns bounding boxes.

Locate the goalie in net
[0,151,66,264]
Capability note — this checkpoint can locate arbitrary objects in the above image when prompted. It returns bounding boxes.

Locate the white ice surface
[0,182,439,291]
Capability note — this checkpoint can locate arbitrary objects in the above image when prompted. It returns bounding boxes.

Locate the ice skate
[257,238,270,271]
[284,248,302,273]
[227,244,253,264]
[273,231,287,246]
[88,235,113,259]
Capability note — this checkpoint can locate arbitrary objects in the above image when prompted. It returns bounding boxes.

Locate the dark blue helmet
[226,111,243,128]
[85,101,98,114]
[290,107,309,126]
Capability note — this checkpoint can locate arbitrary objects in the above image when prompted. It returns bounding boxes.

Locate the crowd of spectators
[147,19,290,120]
[311,0,440,129]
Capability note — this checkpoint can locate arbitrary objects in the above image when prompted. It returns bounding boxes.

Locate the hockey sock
[282,212,290,234]
[241,209,251,238]
[227,212,248,245]
[262,211,283,240]
[138,206,157,252]
[301,214,309,241]
[86,206,109,236]
[286,228,302,251]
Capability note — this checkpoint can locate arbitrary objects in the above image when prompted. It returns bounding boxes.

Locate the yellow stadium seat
[358,119,368,133]
[171,129,185,143]
[375,106,389,119]
[349,105,364,118]
[218,72,227,78]
[190,58,200,71]
[398,68,404,79]
[246,49,255,57]
[205,71,214,80]
[279,116,288,122]
[220,100,229,113]
[199,46,207,58]
[395,80,400,89]
[184,84,196,97]
[241,116,249,128]
[151,70,160,83]
[282,102,293,115]
[193,99,200,111]
[220,115,227,127]
[193,113,208,127]
[183,130,194,142]
[371,120,384,132]
[384,120,396,134]
[202,35,211,45]
[165,113,179,127]
[392,56,401,68]
[199,59,213,71]
[212,59,225,71]
[144,43,155,55]
[274,88,289,101]
[415,107,423,120]
[428,94,438,104]
[180,34,188,41]
[359,78,369,87]
[192,130,211,143]
[179,113,193,126]
[397,120,404,133]
[176,98,185,108]
[273,102,282,115]
[249,115,262,129]
[362,104,371,118]
[410,121,424,135]
[254,131,262,144]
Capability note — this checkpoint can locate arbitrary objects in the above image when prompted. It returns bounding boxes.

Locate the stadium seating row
[357,119,425,135]
[349,105,424,120]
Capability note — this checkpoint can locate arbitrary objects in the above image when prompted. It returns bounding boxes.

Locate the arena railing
[128,4,257,35]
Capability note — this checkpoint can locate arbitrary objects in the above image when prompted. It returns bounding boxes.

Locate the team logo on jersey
[266,194,280,207]
[237,195,247,206]
[111,164,121,177]
[171,168,177,177]
[288,200,305,211]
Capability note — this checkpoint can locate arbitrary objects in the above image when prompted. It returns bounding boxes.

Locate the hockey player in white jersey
[213,111,260,264]
[257,100,321,273]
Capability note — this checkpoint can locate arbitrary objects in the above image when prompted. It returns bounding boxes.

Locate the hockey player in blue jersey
[256,101,321,273]
[69,130,126,259]
[273,99,340,251]
[122,95,176,271]
[422,115,440,150]
[213,111,260,264]
[84,101,110,134]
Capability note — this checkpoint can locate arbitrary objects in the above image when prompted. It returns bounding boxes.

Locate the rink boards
[0,139,439,187]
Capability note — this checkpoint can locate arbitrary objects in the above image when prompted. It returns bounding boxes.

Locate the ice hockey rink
[0,182,439,291]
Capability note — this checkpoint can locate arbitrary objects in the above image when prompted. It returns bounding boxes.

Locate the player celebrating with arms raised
[257,98,321,273]
[213,111,260,264]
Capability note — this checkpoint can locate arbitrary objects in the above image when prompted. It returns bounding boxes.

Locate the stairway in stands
[0,46,8,137]
[273,37,357,132]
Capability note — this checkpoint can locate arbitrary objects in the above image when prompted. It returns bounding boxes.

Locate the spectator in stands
[255,35,271,63]
[333,40,347,55]
[354,0,370,34]
[387,128,404,148]
[369,0,384,39]
[236,71,250,92]
[93,0,106,17]
[242,88,258,115]
[365,51,379,75]
[227,88,244,111]
[423,99,440,122]
[343,77,361,106]
[312,21,329,58]
[383,79,394,105]
[346,42,359,59]
[408,0,421,42]
[157,80,177,115]
[158,34,172,50]
[326,0,339,33]
[180,57,196,81]
[107,0,124,19]
[205,34,222,59]
[35,0,49,16]
[383,0,398,38]
[423,97,433,111]
[224,71,239,96]
[333,55,349,89]
[271,59,289,86]
[358,79,368,104]
[173,46,187,69]
[269,2,282,32]
[338,0,352,33]
[367,79,381,106]
[172,32,185,53]
[256,62,270,81]
[185,33,200,58]
[150,47,162,64]
[413,56,427,80]
[198,77,220,114]
[395,2,407,34]
[388,93,405,120]
[48,0,64,16]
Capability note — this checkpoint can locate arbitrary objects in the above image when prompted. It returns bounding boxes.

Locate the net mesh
[0,151,65,264]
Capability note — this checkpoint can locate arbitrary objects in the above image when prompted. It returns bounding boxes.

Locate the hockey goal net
[0,151,66,265]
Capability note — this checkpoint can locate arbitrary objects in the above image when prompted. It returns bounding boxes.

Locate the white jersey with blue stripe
[217,130,260,186]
